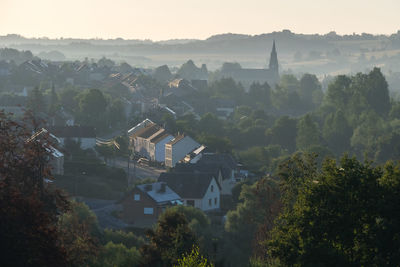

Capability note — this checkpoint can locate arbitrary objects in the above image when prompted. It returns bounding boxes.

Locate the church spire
[268,40,278,73]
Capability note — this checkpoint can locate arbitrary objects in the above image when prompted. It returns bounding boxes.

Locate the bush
[103,229,145,248]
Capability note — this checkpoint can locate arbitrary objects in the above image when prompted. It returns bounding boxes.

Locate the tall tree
[296,114,320,151]
[27,86,46,114]
[140,210,197,267]
[268,155,400,266]
[0,111,69,266]
[76,88,107,130]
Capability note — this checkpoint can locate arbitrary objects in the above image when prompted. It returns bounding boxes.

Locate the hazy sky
[1,0,399,40]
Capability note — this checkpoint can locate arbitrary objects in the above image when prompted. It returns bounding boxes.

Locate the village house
[47,126,96,150]
[165,134,200,167]
[121,182,182,227]
[174,153,244,196]
[158,172,220,211]
[129,122,174,162]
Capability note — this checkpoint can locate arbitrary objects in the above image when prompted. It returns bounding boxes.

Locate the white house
[165,135,200,167]
[149,132,174,162]
[48,126,96,150]
[158,172,220,211]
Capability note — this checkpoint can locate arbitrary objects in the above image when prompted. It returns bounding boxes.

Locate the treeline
[155,68,398,175]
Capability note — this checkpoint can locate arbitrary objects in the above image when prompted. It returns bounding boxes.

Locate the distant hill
[1,30,399,74]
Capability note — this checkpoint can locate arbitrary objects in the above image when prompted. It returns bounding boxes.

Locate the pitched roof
[158,172,216,199]
[150,132,173,144]
[166,134,186,146]
[47,126,96,138]
[197,153,237,180]
[136,182,181,204]
[131,123,161,139]
[127,118,154,135]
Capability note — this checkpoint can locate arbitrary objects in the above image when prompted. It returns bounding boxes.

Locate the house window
[134,194,140,201]
[211,185,214,192]
[209,199,212,206]
[187,200,195,206]
[144,208,154,215]
[214,197,217,205]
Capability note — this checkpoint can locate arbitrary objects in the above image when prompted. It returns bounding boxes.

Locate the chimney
[159,183,166,193]
[145,184,152,191]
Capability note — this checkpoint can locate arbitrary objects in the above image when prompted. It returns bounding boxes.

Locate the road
[109,157,165,182]
[79,197,128,229]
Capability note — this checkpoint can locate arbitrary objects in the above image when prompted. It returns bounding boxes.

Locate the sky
[1,0,399,40]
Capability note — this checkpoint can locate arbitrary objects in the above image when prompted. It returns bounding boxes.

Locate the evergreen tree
[27,86,46,114]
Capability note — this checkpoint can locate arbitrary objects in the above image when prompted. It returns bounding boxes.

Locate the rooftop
[48,126,96,138]
[158,172,217,199]
[131,123,161,139]
[167,134,186,146]
[136,182,181,204]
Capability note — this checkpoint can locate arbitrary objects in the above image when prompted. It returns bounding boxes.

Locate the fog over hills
[1,30,400,80]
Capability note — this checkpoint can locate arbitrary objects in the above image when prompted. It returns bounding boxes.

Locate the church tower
[268,40,279,85]
[268,40,279,74]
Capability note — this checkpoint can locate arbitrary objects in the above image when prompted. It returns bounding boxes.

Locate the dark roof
[198,153,237,170]
[131,123,161,139]
[193,153,237,180]
[173,162,221,179]
[158,172,216,199]
[47,126,96,138]
[150,132,172,144]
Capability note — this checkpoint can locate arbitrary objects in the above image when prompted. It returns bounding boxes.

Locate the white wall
[170,136,200,167]
[200,178,220,211]
[154,135,174,162]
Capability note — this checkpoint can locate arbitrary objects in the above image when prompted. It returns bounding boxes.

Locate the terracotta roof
[158,172,216,199]
[47,126,96,138]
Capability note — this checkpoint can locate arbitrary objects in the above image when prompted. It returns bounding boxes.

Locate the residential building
[149,132,174,162]
[127,118,154,137]
[165,135,200,167]
[121,182,182,227]
[158,172,220,211]
[47,126,96,150]
[129,122,174,162]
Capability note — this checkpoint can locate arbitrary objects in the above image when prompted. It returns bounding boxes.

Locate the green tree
[27,86,46,113]
[48,84,60,115]
[108,98,126,128]
[175,246,214,267]
[224,178,280,267]
[58,201,101,265]
[268,155,400,266]
[322,110,353,155]
[59,87,79,112]
[140,210,197,267]
[247,82,271,109]
[0,112,70,266]
[93,242,141,267]
[266,116,297,152]
[296,114,321,151]
[76,88,107,130]
[299,73,323,109]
